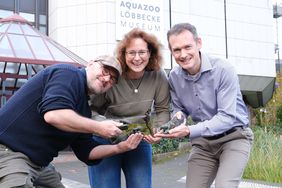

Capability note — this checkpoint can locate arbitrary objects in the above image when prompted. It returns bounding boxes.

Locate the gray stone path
[177,177,282,188]
[54,152,282,188]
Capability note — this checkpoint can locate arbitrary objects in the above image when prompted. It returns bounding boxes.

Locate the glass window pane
[39,26,47,35]
[46,41,72,62]
[0,10,14,19]
[39,14,46,25]
[39,0,47,14]
[3,63,21,76]
[19,0,35,13]
[27,36,53,60]
[18,64,29,75]
[9,34,33,58]
[8,23,23,34]
[0,0,15,11]
[21,24,39,36]
[19,12,35,23]
[30,64,45,73]
[0,62,4,72]
[0,23,9,33]
[0,35,14,57]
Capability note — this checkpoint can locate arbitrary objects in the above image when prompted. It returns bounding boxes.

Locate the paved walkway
[61,178,89,188]
[61,176,282,188]
[53,152,282,188]
[177,177,282,188]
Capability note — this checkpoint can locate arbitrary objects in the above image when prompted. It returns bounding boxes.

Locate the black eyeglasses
[96,61,118,84]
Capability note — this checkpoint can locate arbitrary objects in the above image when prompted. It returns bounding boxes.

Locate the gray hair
[167,23,199,49]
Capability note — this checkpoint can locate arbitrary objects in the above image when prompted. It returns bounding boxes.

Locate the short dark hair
[167,23,199,49]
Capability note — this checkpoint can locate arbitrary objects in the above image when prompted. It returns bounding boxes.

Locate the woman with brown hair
[88,28,170,188]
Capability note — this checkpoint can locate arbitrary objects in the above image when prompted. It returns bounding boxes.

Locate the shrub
[252,74,282,128]
[152,137,188,155]
[277,105,282,125]
[243,127,282,183]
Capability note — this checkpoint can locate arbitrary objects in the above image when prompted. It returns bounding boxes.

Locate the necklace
[128,73,145,94]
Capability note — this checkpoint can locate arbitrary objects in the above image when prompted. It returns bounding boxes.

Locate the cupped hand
[117,133,143,152]
[143,134,161,144]
[154,124,190,138]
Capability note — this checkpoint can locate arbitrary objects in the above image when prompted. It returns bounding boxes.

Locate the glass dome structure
[0,14,87,106]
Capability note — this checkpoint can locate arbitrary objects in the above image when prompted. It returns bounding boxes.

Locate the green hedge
[277,105,282,125]
[152,137,188,155]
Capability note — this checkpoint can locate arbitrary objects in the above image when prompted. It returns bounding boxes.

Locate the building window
[0,0,48,35]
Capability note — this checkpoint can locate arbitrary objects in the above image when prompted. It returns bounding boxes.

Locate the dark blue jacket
[0,64,100,166]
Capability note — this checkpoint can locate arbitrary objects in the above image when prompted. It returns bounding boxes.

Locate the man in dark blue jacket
[0,55,143,187]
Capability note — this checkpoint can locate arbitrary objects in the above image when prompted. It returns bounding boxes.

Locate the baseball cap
[93,55,122,77]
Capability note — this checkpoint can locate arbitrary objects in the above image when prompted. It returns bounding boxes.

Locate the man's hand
[117,133,143,152]
[154,124,190,138]
[159,111,186,133]
[94,120,123,139]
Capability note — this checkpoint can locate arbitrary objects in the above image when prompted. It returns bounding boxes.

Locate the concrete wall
[49,0,117,61]
[49,0,276,77]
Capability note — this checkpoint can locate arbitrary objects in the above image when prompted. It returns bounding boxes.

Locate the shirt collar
[200,52,213,73]
[180,52,213,81]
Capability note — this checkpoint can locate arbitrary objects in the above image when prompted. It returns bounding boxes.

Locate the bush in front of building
[276,105,282,126]
[252,73,282,128]
[152,137,188,155]
[243,126,282,183]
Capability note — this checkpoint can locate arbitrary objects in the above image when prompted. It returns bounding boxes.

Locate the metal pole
[169,0,173,71]
[224,0,228,59]
[1,80,6,107]
[27,64,32,79]
[277,20,281,73]
[276,2,281,73]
